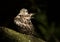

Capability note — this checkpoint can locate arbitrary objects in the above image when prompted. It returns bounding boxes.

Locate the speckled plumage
[14,8,35,35]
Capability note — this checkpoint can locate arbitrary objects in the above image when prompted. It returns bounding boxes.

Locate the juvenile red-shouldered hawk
[14,8,35,35]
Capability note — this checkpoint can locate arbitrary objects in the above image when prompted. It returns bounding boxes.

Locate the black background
[0,0,59,30]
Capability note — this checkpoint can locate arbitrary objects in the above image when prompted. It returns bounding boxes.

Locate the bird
[14,8,35,35]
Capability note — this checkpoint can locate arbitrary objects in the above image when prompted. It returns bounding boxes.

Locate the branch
[0,27,45,42]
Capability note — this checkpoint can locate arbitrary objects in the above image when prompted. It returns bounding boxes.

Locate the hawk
[14,8,35,35]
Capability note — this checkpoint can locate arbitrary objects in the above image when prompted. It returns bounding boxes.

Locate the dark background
[0,0,60,41]
[0,0,48,29]
[0,0,59,29]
